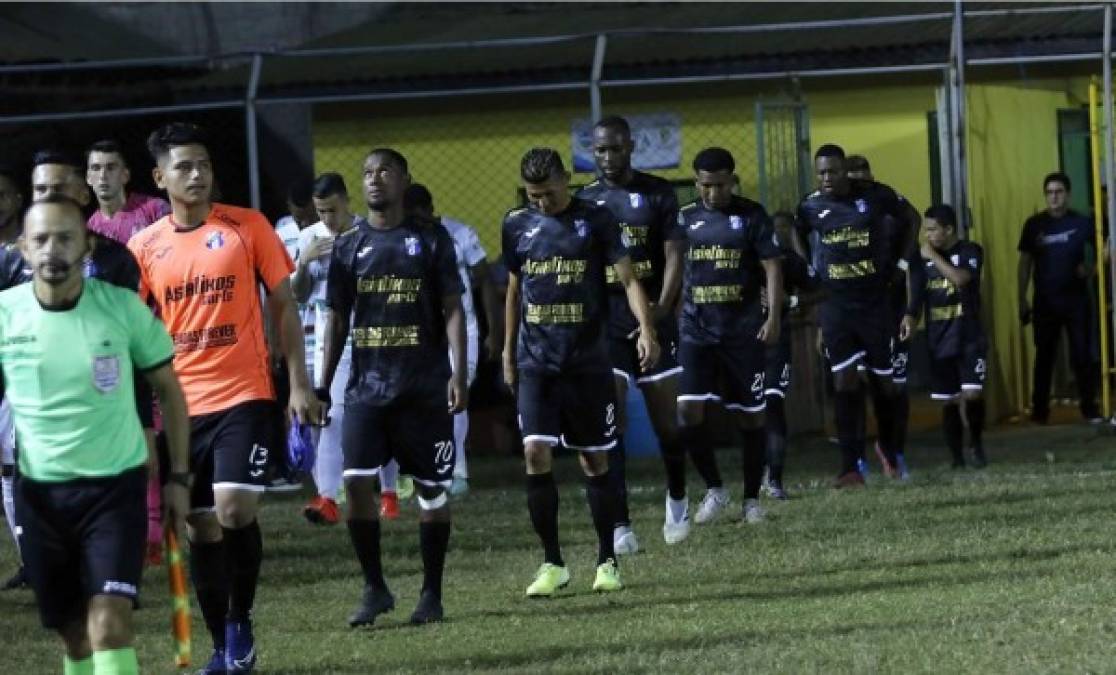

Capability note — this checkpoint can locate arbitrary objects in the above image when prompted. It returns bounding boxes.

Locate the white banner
[571,113,682,173]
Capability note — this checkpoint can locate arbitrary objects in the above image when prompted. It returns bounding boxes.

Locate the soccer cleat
[662,497,691,545]
[970,448,988,469]
[449,476,470,497]
[145,540,164,566]
[613,525,640,556]
[694,488,731,524]
[764,481,790,501]
[874,442,896,478]
[379,492,400,520]
[303,495,341,526]
[1,566,27,591]
[348,585,396,627]
[224,621,256,673]
[742,498,766,524]
[525,563,570,598]
[592,558,623,593]
[895,453,911,481]
[834,470,866,489]
[195,648,227,675]
[397,475,415,500]
[409,590,444,625]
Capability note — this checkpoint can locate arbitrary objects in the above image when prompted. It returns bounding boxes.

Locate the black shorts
[764,337,792,399]
[189,399,279,510]
[678,339,766,413]
[517,369,618,451]
[17,466,147,629]
[342,396,455,488]
[930,341,988,401]
[609,319,682,386]
[820,300,895,376]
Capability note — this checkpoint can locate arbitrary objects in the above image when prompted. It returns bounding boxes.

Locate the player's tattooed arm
[502,272,522,392]
[613,257,661,370]
[757,258,783,346]
[657,240,685,323]
[319,307,349,405]
[443,291,468,414]
[470,259,504,360]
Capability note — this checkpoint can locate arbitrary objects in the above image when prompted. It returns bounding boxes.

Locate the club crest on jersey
[205,231,225,250]
[92,355,120,393]
[629,193,643,209]
[951,254,961,266]
[82,257,98,278]
[855,199,868,214]
[574,219,588,238]
[405,236,421,256]
[729,215,744,230]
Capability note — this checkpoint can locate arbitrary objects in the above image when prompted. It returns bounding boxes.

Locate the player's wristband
[167,471,192,488]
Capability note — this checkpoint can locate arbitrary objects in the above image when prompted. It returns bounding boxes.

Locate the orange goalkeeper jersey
[129,203,295,415]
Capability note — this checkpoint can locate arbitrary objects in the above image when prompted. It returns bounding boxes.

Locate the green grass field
[3,421,1116,674]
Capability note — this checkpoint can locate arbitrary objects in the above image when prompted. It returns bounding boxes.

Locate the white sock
[380,460,398,493]
[453,410,469,480]
[667,496,687,521]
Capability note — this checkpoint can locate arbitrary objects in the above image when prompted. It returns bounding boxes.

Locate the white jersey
[293,217,365,385]
[274,215,302,261]
[441,217,487,339]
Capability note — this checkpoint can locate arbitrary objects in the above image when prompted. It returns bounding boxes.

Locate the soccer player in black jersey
[675,147,782,528]
[795,144,919,487]
[319,148,467,626]
[503,148,659,597]
[846,155,915,479]
[575,116,686,550]
[762,212,819,500]
[901,205,988,467]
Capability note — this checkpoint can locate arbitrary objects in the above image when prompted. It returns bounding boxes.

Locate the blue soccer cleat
[225,621,257,673]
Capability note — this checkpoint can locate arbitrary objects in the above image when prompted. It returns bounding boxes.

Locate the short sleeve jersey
[502,198,627,373]
[274,215,303,262]
[575,172,682,338]
[87,192,171,245]
[796,180,910,302]
[1017,210,1095,308]
[909,240,985,359]
[678,196,780,346]
[326,219,462,406]
[128,203,295,416]
[0,279,174,481]
[441,217,487,332]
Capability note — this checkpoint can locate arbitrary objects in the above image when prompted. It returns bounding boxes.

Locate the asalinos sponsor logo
[164,274,237,305]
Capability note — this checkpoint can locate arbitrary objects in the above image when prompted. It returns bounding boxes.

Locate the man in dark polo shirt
[1017,172,1101,424]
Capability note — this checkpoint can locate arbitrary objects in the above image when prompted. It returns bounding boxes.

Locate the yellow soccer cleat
[592,558,624,593]
[525,563,570,598]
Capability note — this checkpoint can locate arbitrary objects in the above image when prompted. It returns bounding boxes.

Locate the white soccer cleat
[613,525,640,556]
[694,488,730,525]
[743,498,766,524]
[662,497,691,545]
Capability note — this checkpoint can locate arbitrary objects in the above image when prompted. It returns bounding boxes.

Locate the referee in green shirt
[1,196,190,675]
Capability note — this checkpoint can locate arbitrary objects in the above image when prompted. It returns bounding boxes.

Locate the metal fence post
[245,53,263,211]
[590,34,608,124]
[1104,2,1116,419]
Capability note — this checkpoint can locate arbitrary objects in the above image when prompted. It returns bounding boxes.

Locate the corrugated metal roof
[0,2,1105,115]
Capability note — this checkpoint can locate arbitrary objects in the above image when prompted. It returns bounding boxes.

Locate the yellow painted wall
[311,74,1097,423]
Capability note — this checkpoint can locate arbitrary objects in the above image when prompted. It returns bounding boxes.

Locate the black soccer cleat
[348,586,395,628]
[409,590,444,625]
[970,448,988,469]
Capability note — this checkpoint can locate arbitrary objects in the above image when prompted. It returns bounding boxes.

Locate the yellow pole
[1089,78,1111,418]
